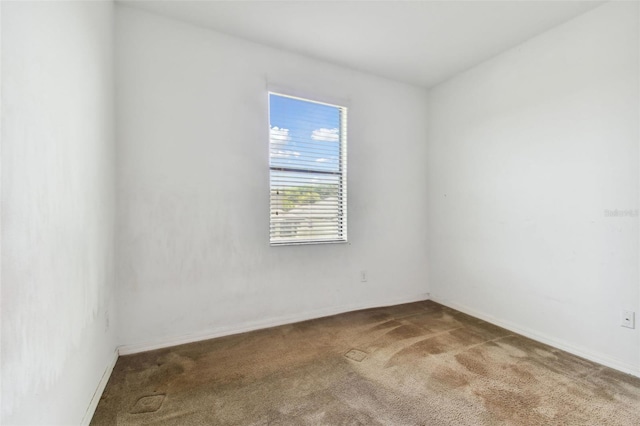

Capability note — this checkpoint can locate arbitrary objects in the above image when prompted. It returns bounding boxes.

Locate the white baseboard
[431,295,640,379]
[81,349,119,426]
[118,292,430,355]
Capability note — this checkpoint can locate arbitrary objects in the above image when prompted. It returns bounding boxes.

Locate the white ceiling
[120,0,605,88]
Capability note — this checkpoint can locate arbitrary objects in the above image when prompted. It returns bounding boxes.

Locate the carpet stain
[506,364,537,383]
[455,350,488,376]
[431,366,470,389]
[91,301,640,425]
[385,324,426,340]
[476,387,543,423]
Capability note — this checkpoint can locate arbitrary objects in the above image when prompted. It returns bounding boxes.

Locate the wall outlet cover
[621,310,635,329]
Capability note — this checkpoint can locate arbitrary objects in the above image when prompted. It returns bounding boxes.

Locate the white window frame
[268,92,348,246]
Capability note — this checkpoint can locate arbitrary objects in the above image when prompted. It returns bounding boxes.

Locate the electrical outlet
[621,310,635,329]
[360,270,367,282]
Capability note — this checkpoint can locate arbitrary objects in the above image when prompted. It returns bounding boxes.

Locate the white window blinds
[269,93,348,245]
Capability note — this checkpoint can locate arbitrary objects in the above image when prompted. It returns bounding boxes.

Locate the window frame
[268,91,348,246]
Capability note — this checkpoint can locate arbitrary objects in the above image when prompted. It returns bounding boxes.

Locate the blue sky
[269,93,341,174]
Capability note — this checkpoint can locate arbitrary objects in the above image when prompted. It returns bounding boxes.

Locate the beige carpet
[91,301,640,425]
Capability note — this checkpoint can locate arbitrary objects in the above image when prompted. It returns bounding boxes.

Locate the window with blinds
[269,92,347,245]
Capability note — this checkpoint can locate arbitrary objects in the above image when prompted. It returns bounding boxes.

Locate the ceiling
[119,0,605,88]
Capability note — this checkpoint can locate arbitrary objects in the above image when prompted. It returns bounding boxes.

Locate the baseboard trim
[81,348,119,426]
[431,296,640,379]
[118,292,430,355]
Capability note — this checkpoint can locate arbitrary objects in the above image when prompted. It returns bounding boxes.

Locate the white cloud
[311,128,339,142]
[270,126,290,147]
[271,149,300,159]
[315,158,330,163]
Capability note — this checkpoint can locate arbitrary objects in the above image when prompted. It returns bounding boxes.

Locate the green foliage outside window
[273,184,339,212]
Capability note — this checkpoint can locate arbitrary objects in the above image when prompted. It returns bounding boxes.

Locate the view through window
[269,93,347,245]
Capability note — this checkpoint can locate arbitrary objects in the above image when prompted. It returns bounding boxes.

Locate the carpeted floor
[91,301,640,425]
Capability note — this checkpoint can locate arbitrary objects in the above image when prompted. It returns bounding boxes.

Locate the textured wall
[1,2,116,424]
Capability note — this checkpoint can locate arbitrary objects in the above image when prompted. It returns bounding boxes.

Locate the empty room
[2,0,640,424]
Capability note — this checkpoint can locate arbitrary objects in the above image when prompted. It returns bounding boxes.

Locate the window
[269,92,347,245]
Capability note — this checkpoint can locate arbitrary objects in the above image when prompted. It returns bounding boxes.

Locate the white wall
[115,6,429,351]
[1,2,116,424]
[427,1,639,374]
